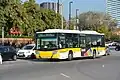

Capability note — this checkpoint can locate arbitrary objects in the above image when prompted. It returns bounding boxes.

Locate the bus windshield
[40,38,58,50]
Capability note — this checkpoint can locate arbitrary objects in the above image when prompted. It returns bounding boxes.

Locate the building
[106,0,120,27]
[40,2,62,14]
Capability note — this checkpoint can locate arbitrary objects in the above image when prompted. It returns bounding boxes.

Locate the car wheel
[115,48,118,51]
[12,55,17,61]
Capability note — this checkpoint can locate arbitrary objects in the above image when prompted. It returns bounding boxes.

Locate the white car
[17,44,36,58]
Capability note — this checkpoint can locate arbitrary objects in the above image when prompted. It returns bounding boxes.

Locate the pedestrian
[0,53,2,64]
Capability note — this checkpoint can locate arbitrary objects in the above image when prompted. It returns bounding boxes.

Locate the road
[0,50,120,80]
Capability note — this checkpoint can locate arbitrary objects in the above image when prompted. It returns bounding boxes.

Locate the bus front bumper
[35,53,60,59]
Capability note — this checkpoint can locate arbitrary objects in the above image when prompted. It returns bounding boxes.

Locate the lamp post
[57,0,71,29]
[68,1,73,29]
[57,0,60,13]
[61,4,64,29]
[76,9,79,30]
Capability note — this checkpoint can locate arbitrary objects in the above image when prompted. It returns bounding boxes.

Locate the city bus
[35,29,106,60]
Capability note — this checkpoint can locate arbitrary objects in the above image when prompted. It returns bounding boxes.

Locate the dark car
[0,46,17,61]
[115,45,120,51]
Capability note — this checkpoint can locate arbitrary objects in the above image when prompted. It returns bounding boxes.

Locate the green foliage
[78,11,117,31]
[97,25,112,40]
[110,34,120,41]
[0,0,64,37]
[75,11,117,40]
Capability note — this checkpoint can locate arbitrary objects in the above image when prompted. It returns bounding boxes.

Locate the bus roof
[80,30,104,35]
[36,29,81,34]
[36,29,104,35]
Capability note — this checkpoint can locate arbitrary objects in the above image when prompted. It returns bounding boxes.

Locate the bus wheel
[92,51,96,59]
[68,51,73,61]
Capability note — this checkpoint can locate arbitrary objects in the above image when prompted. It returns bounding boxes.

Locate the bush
[5,35,33,38]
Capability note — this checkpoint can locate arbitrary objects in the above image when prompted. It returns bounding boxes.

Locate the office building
[40,2,62,14]
[106,0,120,26]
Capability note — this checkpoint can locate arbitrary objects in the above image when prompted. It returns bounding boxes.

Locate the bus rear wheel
[92,51,96,59]
[68,51,73,61]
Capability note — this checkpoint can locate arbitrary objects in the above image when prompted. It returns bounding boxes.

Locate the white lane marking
[102,65,104,67]
[60,73,71,79]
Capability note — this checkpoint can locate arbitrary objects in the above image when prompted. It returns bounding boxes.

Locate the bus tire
[92,50,96,59]
[68,51,73,61]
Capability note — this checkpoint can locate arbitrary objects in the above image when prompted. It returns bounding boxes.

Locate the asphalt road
[0,50,120,80]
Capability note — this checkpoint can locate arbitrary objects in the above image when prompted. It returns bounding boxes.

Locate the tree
[75,11,118,40]
[0,0,65,37]
[97,25,112,40]
[78,11,117,31]
[0,0,24,35]
[110,34,120,41]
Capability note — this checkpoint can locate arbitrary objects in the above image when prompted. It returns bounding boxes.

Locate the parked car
[17,44,36,59]
[115,45,120,51]
[0,46,17,61]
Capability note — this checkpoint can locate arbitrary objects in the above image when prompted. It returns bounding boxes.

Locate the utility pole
[61,4,64,29]
[68,1,73,29]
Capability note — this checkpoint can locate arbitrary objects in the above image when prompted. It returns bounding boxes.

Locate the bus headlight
[36,51,40,54]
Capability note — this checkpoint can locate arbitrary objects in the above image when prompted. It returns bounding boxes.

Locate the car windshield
[22,45,34,50]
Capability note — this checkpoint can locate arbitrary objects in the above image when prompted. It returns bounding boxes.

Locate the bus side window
[59,42,64,48]
[97,42,100,46]
[65,44,68,48]
[86,36,91,47]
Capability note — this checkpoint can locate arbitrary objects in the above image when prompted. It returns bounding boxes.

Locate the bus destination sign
[37,33,56,38]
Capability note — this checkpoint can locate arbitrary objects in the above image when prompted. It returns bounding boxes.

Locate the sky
[22,0,106,20]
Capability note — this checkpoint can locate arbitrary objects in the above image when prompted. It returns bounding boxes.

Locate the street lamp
[69,1,73,29]
[76,9,79,30]
[57,0,60,13]
[60,4,64,29]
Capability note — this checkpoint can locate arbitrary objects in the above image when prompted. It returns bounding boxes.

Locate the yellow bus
[35,29,106,60]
